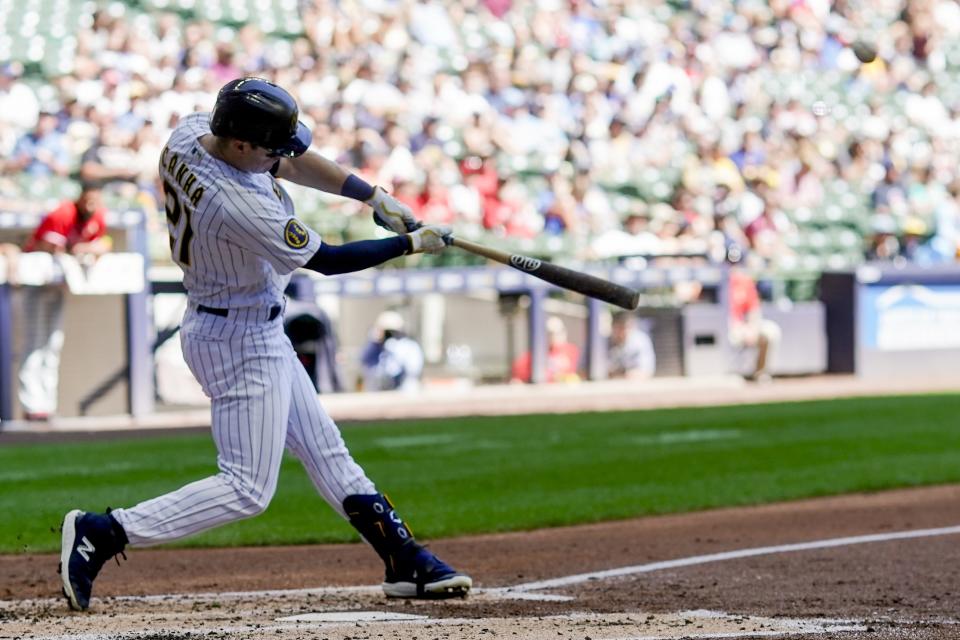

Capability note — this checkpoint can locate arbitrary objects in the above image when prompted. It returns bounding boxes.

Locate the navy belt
[197,304,282,321]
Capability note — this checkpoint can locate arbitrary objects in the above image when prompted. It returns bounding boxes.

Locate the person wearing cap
[56,78,469,616]
[607,311,657,380]
[7,109,71,178]
[359,310,425,392]
[510,316,581,384]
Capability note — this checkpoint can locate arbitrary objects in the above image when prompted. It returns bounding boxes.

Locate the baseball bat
[450,237,640,310]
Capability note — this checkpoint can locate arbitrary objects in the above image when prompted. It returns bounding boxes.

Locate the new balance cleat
[59,509,127,611]
[382,544,472,599]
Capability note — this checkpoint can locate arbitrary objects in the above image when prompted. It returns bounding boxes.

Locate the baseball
[852,40,877,63]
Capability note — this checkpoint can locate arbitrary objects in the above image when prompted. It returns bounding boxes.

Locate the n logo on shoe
[77,536,96,562]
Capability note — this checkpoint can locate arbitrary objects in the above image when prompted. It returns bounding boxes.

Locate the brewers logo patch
[284,219,310,249]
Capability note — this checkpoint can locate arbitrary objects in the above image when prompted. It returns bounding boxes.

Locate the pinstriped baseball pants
[111,306,375,546]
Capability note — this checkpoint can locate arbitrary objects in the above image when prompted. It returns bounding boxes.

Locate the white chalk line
[20,612,869,640]
[112,584,381,602]
[0,585,567,610]
[503,523,960,593]
[6,523,960,609]
[5,522,960,640]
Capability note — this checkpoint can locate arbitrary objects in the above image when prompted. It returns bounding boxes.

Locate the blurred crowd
[1,0,960,272]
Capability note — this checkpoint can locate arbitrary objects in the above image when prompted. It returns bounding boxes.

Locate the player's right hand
[368,186,419,234]
[407,225,452,255]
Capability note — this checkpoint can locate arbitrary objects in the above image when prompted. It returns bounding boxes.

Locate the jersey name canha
[158,112,321,308]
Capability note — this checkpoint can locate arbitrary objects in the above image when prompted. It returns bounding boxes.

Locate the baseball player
[59,78,470,611]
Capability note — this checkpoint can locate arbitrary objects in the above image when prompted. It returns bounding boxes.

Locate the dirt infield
[3,485,960,639]
[4,376,960,639]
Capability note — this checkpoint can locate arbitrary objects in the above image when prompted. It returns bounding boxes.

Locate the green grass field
[3,393,959,554]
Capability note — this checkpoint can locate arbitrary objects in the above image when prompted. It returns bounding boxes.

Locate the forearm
[71,238,111,257]
[275,150,351,195]
[303,236,411,275]
[27,240,62,254]
[279,155,421,236]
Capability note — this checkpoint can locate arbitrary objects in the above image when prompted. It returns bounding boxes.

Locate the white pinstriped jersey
[159,112,322,308]
[109,111,377,546]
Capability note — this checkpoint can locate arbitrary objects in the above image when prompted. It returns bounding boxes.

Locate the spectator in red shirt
[459,154,499,201]
[481,176,539,239]
[418,170,455,224]
[727,250,781,382]
[25,184,109,254]
[19,182,111,420]
[391,178,424,220]
[510,316,581,383]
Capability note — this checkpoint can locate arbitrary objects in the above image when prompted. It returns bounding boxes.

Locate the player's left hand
[407,224,452,255]
[368,186,419,234]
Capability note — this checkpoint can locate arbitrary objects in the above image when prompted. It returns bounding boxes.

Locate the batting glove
[369,186,419,234]
[407,225,452,255]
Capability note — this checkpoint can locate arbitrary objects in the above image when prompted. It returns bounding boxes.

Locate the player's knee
[231,480,277,517]
[235,491,271,517]
[761,320,782,344]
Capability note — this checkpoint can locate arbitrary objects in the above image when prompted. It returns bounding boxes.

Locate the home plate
[276,611,429,623]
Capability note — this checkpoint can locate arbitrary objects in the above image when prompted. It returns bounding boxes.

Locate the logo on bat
[510,255,541,271]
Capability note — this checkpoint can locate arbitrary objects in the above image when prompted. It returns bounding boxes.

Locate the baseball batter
[60,78,470,611]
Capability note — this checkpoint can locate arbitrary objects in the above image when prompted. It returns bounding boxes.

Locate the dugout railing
[151,259,729,388]
[2,210,876,421]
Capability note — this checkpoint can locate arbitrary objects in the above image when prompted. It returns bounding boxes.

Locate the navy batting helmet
[210,77,311,157]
